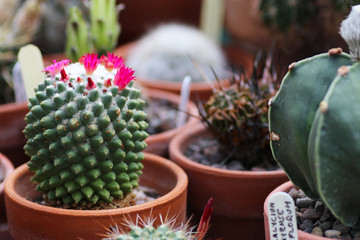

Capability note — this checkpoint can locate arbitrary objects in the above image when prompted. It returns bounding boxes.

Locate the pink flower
[76,77,83,83]
[82,53,99,75]
[114,65,135,90]
[86,77,96,90]
[100,52,124,72]
[60,69,69,82]
[43,59,71,77]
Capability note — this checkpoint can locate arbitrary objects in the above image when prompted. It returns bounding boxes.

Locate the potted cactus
[169,53,288,239]
[264,5,360,239]
[4,53,188,240]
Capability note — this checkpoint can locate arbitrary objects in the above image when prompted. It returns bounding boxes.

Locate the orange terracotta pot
[144,89,199,157]
[4,153,188,240]
[0,153,14,224]
[114,42,253,101]
[264,181,327,240]
[169,123,288,239]
[0,102,29,168]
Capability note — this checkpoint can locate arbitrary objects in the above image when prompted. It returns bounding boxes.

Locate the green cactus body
[269,51,352,199]
[65,7,92,62]
[23,53,148,207]
[308,62,360,226]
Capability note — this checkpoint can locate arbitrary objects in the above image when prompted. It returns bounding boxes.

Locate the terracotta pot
[0,103,29,168]
[5,153,188,240]
[144,89,198,157]
[0,153,14,224]
[114,42,253,101]
[264,181,327,240]
[169,123,289,239]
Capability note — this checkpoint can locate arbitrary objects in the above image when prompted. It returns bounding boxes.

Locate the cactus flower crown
[23,53,148,208]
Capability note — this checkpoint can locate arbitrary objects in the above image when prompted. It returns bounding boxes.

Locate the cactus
[125,23,229,83]
[269,5,360,226]
[199,53,278,169]
[65,0,122,61]
[103,198,213,240]
[23,53,148,208]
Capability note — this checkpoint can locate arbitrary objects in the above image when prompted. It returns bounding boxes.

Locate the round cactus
[23,53,148,207]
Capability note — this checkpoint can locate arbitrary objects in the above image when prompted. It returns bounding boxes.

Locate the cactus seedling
[23,53,148,208]
[269,5,360,226]
[198,53,278,169]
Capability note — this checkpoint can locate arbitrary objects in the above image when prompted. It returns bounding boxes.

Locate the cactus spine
[23,53,148,208]
[269,5,360,226]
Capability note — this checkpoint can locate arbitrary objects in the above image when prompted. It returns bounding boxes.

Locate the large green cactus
[23,53,148,207]
[269,5,360,226]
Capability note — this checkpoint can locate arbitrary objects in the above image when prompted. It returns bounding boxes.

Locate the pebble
[299,219,313,231]
[333,219,350,234]
[319,221,333,231]
[311,227,323,236]
[296,197,314,208]
[288,187,298,199]
[324,229,341,238]
[300,208,322,221]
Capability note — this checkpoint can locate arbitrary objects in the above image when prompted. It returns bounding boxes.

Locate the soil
[145,99,179,135]
[184,135,279,171]
[289,187,360,239]
[33,185,160,210]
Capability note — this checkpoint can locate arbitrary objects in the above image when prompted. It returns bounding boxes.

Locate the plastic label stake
[267,192,298,240]
[176,75,191,128]
[18,44,45,99]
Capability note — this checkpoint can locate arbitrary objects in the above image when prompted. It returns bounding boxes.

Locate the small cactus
[23,53,148,208]
[125,23,229,83]
[65,0,123,61]
[269,5,360,226]
[199,53,278,169]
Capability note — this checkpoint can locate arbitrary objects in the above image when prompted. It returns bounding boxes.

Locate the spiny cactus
[199,53,278,169]
[125,23,229,83]
[269,5,360,226]
[23,53,148,208]
[66,0,122,61]
[103,198,213,240]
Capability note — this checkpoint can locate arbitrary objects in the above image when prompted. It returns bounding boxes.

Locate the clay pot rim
[0,153,14,193]
[0,102,28,115]
[4,152,188,216]
[144,89,199,143]
[264,181,327,240]
[169,122,285,178]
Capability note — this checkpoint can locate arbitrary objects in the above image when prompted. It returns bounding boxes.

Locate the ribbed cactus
[199,53,278,169]
[23,53,148,208]
[66,0,122,61]
[269,5,360,226]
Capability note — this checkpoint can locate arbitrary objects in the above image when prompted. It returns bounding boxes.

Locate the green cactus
[65,0,122,61]
[199,53,278,169]
[269,5,360,226]
[23,53,148,208]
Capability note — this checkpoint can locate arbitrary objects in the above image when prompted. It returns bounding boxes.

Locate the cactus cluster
[125,23,229,83]
[259,0,359,32]
[199,53,278,169]
[23,53,148,208]
[269,5,360,227]
[66,0,122,61]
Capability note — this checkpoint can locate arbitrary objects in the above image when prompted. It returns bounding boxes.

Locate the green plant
[23,53,149,208]
[259,0,359,32]
[66,0,122,62]
[269,5,360,227]
[198,53,278,169]
[103,198,213,240]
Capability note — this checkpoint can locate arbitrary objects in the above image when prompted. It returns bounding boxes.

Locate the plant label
[18,44,45,99]
[267,192,298,240]
[176,75,191,128]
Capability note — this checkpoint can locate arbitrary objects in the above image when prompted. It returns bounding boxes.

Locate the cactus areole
[269,5,360,227]
[23,53,149,208]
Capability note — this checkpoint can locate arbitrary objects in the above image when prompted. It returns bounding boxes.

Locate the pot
[144,89,198,157]
[0,153,14,223]
[169,123,288,239]
[264,181,328,240]
[0,102,29,167]
[5,153,188,240]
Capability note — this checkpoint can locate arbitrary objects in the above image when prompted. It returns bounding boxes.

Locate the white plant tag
[267,192,298,240]
[18,44,45,99]
[176,75,191,128]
